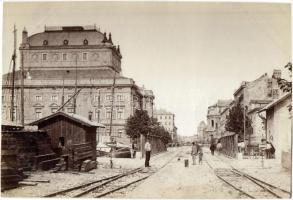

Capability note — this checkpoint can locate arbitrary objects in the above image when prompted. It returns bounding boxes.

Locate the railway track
[206,155,291,199]
[43,167,146,198]
[43,148,181,198]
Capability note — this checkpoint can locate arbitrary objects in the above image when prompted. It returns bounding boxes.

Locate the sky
[2,1,292,136]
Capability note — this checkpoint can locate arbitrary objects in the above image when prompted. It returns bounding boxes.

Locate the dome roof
[28,26,105,46]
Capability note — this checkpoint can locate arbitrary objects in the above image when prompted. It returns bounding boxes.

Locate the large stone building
[2,25,154,145]
[154,109,177,142]
[205,100,233,141]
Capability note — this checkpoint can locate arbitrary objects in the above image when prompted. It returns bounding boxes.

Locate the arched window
[43,40,48,46]
[83,39,88,45]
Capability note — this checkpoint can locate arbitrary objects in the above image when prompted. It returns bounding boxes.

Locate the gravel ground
[1,150,171,198]
[217,152,291,192]
[126,146,244,199]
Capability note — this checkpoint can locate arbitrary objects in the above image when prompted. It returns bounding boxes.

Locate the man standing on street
[191,142,198,165]
[145,139,151,167]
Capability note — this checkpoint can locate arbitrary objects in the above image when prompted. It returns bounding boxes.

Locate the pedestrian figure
[191,141,198,165]
[132,142,137,158]
[210,143,216,156]
[265,141,275,159]
[198,145,203,165]
[144,139,151,167]
[216,141,222,155]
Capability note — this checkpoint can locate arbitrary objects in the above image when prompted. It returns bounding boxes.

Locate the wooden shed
[29,112,105,170]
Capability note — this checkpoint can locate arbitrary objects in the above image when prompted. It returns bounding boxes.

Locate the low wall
[140,134,167,158]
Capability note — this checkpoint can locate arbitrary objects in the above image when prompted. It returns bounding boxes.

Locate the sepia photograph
[1,0,292,198]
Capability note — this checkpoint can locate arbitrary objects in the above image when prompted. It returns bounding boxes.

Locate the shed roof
[29,111,105,128]
[258,92,291,112]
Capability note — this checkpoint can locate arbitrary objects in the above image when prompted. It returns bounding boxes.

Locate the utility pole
[20,50,24,125]
[109,71,116,138]
[243,105,247,152]
[10,24,17,122]
[74,55,78,114]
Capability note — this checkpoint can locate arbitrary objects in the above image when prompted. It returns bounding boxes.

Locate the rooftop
[29,111,105,128]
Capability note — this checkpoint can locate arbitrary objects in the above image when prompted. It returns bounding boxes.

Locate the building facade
[233,70,283,146]
[197,121,207,143]
[154,109,176,141]
[2,25,154,145]
[206,100,233,141]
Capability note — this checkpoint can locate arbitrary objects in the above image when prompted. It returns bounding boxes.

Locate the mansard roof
[28,26,105,47]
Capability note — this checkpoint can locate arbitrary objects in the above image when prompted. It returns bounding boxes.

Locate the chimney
[22,27,28,44]
[273,69,282,79]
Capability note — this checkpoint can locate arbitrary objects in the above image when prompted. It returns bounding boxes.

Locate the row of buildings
[197,69,291,169]
[2,25,177,146]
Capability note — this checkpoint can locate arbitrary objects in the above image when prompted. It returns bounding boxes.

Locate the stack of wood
[80,160,97,172]
[32,153,60,171]
[1,134,22,191]
[71,143,94,171]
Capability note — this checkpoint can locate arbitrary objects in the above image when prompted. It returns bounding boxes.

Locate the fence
[220,133,238,158]
[139,134,167,158]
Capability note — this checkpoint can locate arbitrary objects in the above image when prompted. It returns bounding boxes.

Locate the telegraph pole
[10,25,17,122]
[74,55,78,114]
[20,50,24,125]
[109,71,116,137]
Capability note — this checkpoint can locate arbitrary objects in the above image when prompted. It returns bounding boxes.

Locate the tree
[125,109,151,139]
[274,62,292,112]
[225,102,252,142]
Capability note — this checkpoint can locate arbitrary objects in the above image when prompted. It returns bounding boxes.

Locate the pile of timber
[72,143,94,171]
[80,160,97,172]
[33,153,60,171]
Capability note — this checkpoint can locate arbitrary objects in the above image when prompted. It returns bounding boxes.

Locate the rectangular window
[106,94,112,101]
[35,108,42,119]
[118,129,123,138]
[67,108,74,114]
[42,53,47,61]
[82,52,88,61]
[62,53,67,61]
[51,94,58,102]
[117,107,124,119]
[106,108,111,119]
[67,94,73,101]
[117,94,124,101]
[95,109,100,121]
[11,107,17,120]
[35,95,42,101]
[94,95,100,102]
[51,107,58,113]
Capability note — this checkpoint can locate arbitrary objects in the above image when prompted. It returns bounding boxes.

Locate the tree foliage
[125,109,151,139]
[125,110,172,144]
[225,102,252,142]
[275,62,292,93]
